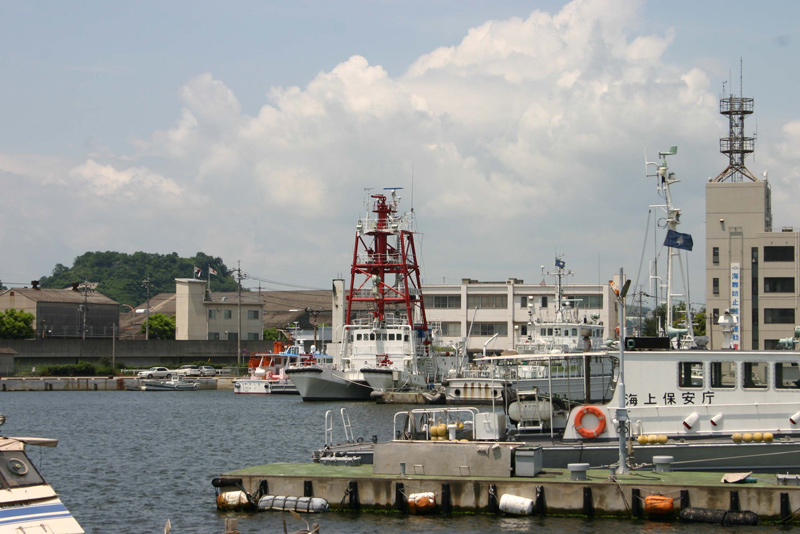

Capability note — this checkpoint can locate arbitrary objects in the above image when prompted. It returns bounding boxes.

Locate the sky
[2,0,800,308]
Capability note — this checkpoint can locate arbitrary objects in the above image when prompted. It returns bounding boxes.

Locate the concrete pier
[219,462,800,521]
[0,377,231,391]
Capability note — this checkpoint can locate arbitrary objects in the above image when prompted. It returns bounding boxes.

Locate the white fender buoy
[499,494,534,515]
[258,495,329,513]
[710,413,723,426]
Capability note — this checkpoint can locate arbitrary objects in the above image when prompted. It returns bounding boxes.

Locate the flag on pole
[209,267,218,276]
[194,266,202,278]
[555,258,566,269]
[664,229,693,251]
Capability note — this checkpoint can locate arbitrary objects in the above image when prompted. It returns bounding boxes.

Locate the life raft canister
[574,405,606,439]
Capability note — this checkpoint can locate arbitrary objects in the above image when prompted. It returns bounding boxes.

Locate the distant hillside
[38,251,239,307]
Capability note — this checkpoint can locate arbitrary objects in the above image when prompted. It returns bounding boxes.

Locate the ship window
[775,362,800,389]
[678,362,703,388]
[710,361,736,388]
[554,328,561,336]
[370,333,375,341]
[572,328,578,336]
[743,362,768,389]
[404,335,409,341]
[547,328,553,336]
[356,334,362,341]
[388,334,395,340]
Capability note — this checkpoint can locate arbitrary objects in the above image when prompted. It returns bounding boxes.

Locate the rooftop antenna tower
[712,59,758,184]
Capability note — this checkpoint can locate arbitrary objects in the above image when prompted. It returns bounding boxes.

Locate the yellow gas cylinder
[637,435,648,445]
[647,434,658,444]
[657,435,669,444]
[764,432,774,442]
[752,432,763,442]
[732,433,743,443]
[743,432,753,442]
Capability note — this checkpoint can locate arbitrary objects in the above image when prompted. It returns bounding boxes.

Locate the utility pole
[305,307,323,349]
[230,262,245,365]
[142,277,151,340]
[78,280,92,340]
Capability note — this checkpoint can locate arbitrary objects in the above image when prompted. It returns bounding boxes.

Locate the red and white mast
[345,188,428,333]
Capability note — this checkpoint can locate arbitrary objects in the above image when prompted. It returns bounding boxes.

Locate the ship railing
[355,252,406,265]
[393,407,481,441]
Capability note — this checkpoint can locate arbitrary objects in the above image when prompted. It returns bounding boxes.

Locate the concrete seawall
[0,377,236,391]
[0,339,271,372]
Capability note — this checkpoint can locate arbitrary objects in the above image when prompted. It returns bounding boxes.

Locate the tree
[141,313,176,340]
[0,309,35,339]
[263,328,287,341]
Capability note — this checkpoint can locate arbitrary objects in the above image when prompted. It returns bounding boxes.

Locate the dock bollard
[653,456,674,473]
[567,463,590,481]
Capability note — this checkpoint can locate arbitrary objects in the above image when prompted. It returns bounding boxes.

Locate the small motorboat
[139,378,198,391]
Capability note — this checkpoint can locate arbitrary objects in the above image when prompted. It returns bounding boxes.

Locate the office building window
[541,296,548,308]
[427,295,461,308]
[712,278,719,296]
[765,308,795,324]
[208,309,217,319]
[224,310,232,319]
[475,322,508,336]
[208,332,220,340]
[466,295,507,309]
[227,332,238,341]
[764,277,795,293]
[247,310,259,320]
[764,246,794,262]
[247,333,260,340]
[712,247,719,265]
[568,295,603,308]
[440,322,462,336]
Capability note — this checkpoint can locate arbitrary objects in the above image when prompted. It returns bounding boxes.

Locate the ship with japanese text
[508,147,800,471]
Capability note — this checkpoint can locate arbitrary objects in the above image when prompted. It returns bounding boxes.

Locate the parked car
[176,365,201,377]
[198,365,216,377]
[137,367,173,379]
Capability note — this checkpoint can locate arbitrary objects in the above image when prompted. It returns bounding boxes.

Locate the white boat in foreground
[0,426,84,532]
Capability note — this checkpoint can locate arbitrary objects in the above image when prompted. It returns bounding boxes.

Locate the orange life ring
[574,406,606,439]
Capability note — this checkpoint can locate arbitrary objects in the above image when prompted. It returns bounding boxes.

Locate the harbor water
[2,390,793,533]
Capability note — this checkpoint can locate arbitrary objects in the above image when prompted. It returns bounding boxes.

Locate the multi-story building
[175,279,264,341]
[421,277,616,355]
[705,88,800,349]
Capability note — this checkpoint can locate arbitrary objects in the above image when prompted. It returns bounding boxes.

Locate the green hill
[38,251,239,307]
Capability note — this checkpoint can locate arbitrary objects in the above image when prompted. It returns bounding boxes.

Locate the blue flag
[664,229,693,251]
[555,258,566,268]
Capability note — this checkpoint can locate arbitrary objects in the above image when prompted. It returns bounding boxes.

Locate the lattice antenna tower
[712,59,758,183]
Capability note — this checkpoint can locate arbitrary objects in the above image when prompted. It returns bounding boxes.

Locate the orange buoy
[644,494,674,515]
[574,406,606,439]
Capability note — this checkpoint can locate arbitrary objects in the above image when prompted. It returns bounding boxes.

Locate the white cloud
[10,0,800,297]
[68,159,182,198]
